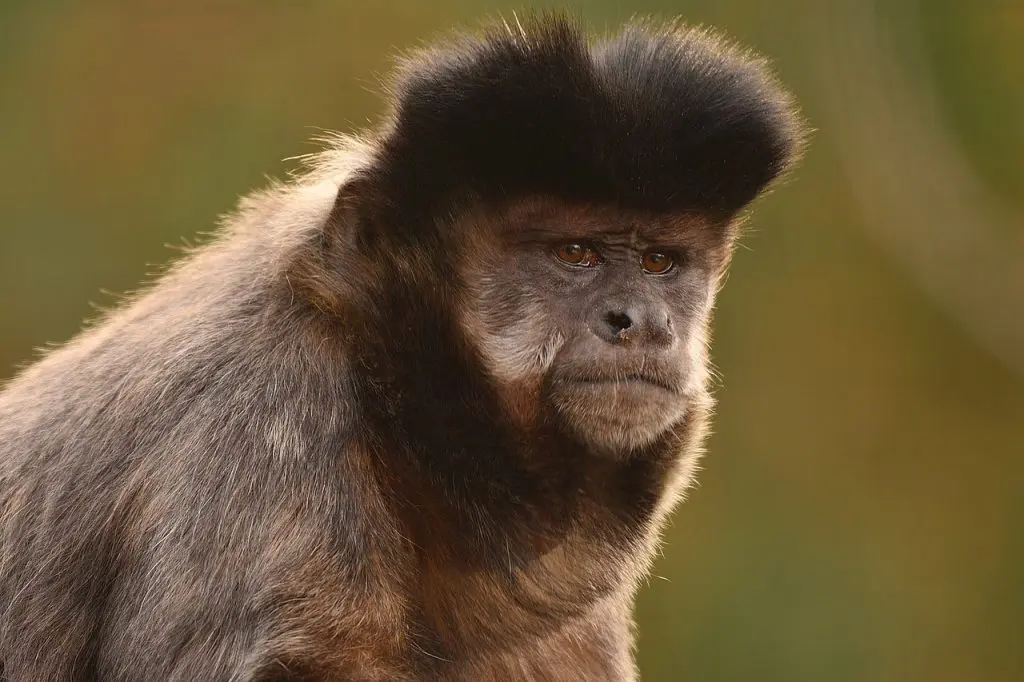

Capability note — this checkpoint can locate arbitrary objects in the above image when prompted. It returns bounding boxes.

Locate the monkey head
[329,17,804,461]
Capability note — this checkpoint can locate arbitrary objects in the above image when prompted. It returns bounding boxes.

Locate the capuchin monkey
[0,14,805,682]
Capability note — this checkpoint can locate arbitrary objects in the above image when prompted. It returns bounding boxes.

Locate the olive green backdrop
[2,2,1022,680]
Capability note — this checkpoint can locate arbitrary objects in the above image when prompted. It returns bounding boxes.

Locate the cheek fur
[472,308,566,384]
[458,279,566,385]
[680,287,717,397]
[458,295,567,432]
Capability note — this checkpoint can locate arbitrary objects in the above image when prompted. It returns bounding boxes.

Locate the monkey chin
[548,379,689,459]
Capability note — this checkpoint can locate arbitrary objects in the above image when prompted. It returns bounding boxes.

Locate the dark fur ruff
[0,15,804,682]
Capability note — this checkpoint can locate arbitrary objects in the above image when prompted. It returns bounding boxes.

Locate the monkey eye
[641,250,677,274]
[555,243,602,268]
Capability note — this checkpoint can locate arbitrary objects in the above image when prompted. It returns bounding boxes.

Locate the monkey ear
[329,176,370,217]
[326,175,385,250]
[287,175,385,313]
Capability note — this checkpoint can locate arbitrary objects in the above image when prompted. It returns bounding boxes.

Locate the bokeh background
[2,1,1022,680]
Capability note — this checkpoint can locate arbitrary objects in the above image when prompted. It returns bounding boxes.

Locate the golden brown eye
[641,250,676,274]
[555,243,601,267]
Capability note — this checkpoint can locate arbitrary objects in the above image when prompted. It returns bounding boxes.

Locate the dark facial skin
[458,199,733,457]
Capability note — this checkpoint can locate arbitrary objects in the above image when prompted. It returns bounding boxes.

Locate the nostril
[606,311,632,334]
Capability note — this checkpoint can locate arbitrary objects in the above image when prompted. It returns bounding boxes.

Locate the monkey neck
[355,386,678,660]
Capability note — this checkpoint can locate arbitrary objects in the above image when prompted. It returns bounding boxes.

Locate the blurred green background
[1,1,1022,680]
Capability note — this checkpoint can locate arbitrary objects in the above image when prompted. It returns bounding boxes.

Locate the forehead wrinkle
[486,196,715,245]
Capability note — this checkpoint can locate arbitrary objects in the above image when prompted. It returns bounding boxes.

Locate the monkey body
[0,184,671,680]
[0,16,803,681]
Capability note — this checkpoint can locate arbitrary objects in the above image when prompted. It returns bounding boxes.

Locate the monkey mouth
[548,371,689,455]
[565,373,679,395]
[561,372,679,399]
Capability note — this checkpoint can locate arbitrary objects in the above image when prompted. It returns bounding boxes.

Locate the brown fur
[0,15,804,681]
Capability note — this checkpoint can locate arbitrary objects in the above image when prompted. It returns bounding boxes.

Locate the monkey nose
[605,311,633,335]
[594,305,674,347]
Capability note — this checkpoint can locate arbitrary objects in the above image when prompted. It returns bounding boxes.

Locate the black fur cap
[364,14,806,221]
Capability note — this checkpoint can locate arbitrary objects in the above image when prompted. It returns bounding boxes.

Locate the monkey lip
[567,373,678,395]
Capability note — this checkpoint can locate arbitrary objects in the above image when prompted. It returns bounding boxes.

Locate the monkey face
[458,198,731,457]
